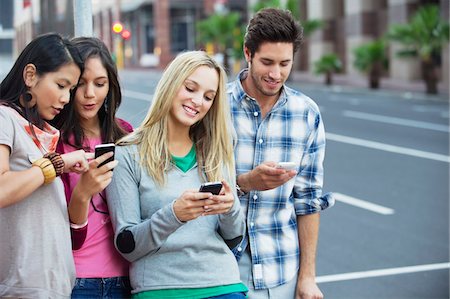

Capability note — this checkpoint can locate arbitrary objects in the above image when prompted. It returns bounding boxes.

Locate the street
[117,68,449,299]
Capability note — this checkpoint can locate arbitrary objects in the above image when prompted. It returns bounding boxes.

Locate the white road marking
[412,105,447,113]
[123,89,153,101]
[343,110,449,132]
[326,132,450,163]
[334,192,394,215]
[317,262,450,283]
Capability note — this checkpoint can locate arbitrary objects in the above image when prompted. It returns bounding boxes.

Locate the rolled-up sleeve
[293,109,335,215]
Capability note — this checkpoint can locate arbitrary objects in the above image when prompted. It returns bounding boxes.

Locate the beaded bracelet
[32,158,56,185]
[43,152,65,177]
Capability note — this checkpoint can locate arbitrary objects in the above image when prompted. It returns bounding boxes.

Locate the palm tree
[388,4,449,94]
[353,39,387,89]
[197,12,241,74]
[314,54,342,85]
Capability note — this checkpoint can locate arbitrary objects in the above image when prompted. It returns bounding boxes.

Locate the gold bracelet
[43,152,65,176]
[32,158,56,185]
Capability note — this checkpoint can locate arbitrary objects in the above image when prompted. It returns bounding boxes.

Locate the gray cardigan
[106,144,245,294]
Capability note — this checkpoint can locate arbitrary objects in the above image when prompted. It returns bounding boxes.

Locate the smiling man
[227,8,335,299]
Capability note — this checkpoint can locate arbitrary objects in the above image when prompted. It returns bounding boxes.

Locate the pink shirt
[61,137,129,278]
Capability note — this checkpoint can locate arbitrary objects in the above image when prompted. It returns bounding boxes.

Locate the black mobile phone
[94,143,115,168]
[199,181,223,195]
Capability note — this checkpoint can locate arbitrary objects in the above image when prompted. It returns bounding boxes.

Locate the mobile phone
[199,181,223,195]
[94,143,115,168]
[276,162,297,170]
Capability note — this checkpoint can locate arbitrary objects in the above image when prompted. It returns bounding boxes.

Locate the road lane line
[342,110,449,132]
[317,262,450,283]
[123,89,153,101]
[334,192,394,215]
[326,132,450,163]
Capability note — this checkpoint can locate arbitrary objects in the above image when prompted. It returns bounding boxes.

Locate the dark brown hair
[0,33,83,128]
[53,37,128,150]
[244,8,303,58]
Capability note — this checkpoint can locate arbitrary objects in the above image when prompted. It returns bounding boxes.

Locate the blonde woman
[106,51,247,299]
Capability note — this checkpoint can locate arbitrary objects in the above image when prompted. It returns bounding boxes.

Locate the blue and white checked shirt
[227,70,335,290]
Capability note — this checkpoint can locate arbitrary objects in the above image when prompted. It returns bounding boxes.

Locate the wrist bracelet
[32,158,56,185]
[43,152,65,176]
[70,219,88,229]
[236,184,247,197]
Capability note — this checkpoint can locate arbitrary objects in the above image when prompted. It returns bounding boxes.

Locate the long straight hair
[53,37,128,150]
[119,51,235,186]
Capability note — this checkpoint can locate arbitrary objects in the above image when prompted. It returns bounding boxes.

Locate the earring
[20,91,36,108]
[103,97,109,113]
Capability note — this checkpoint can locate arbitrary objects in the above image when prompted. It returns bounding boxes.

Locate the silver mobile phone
[276,162,297,170]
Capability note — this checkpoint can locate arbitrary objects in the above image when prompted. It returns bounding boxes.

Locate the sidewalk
[290,71,449,102]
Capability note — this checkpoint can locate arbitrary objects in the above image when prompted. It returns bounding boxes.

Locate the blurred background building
[4,0,449,94]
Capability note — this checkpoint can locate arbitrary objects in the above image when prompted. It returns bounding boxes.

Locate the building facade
[300,0,449,92]
[0,0,14,56]
[10,0,450,94]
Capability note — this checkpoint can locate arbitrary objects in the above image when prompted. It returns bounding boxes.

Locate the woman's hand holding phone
[173,189,213,222]
[201,180,234,216]
[73,151,118,200]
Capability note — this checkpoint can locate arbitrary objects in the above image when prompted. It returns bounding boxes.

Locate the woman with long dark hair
[0,33,90,298]
[53,37,132,298]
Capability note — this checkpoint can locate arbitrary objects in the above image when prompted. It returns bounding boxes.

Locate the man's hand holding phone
[237,161,297,193]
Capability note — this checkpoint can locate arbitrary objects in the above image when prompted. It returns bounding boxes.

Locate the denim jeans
[205,292,247,299]
[71,276,131,299]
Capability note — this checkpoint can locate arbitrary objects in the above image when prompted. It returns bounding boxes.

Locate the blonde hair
[119,51,235,186]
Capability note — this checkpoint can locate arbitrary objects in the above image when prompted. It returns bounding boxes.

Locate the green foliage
[387,4,449,62]
[303,19,324,36]
[232,26,245,60]
[314,54,342,74]
[252,0,282,13]
[286,0,299,19]
[196,12,241,53]
[252,0,298,18]
[353,39,387,73]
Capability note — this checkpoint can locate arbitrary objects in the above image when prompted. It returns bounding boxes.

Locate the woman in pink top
[53,37,133,298]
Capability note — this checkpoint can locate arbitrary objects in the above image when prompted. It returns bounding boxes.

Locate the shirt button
[250,222,255,227]
[237,247,242,252]
[253,112,258,117]
[258,139,263,144]
[253,195,258,200]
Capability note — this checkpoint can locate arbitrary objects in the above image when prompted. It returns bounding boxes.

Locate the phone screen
[199,182,223,195]
[94,143,115,168]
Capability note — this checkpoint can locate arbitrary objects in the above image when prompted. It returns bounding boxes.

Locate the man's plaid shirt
[227,70,334,290]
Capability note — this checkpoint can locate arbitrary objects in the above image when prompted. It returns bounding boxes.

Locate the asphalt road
[116,69,449,299]
[303,85,449,299]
